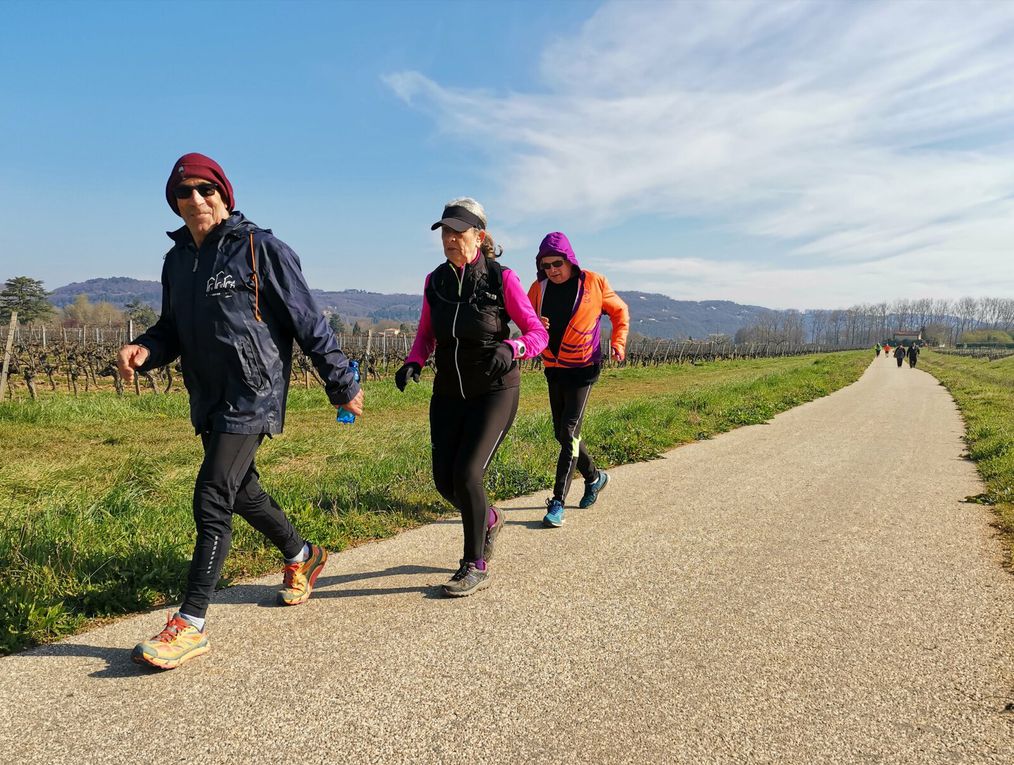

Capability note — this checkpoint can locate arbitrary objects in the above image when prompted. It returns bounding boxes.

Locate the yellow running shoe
[277,543,328,606]
[131,612,210,670]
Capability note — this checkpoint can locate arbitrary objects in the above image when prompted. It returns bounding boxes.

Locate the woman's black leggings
[548,379,597,501]
[180,431,305,618]
[430,387,519,563]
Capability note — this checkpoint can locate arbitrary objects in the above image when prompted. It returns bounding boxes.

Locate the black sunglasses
[539,259,566,271]
[173,183,219,200]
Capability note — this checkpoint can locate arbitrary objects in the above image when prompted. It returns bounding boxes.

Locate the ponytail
[480,232,503,260]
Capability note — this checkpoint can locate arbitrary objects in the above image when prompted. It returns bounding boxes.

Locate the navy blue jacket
[134,212,359,435]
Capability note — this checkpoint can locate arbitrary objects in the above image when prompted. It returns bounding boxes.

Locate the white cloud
[385,0,1014,307]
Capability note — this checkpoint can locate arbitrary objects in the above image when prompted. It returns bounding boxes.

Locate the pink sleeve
[501,267,548,359]
[406,275,435,366]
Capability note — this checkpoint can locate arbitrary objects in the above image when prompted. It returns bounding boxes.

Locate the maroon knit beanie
[165,152,235,216]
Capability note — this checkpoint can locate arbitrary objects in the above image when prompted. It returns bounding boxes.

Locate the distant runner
[117,153,362,669]
[526,232,629,528]
[894,344,906,367]
[395,198,547,597]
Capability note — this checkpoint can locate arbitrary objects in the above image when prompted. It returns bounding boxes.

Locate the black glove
[395,362,421,392]
[485,343,515,378]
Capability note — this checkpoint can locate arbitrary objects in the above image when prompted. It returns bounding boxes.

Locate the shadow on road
[506,519,550,530]
[234,564,454,604]
[314,584,446,600]
[28,643,146,679]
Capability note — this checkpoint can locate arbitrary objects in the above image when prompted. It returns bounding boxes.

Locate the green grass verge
[0,351,868,654]
[920,350,1014,564]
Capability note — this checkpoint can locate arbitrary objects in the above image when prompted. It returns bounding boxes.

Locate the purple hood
[536,231,582,281]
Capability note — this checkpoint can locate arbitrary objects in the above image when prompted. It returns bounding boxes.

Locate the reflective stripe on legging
[430,387,520,561]
[555,381,592,501]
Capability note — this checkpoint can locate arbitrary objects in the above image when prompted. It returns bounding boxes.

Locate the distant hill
[313,289,422,323]
[49,278,163,308]
[44,277,774,339]
[46,278,422,324]
[617,292,774,340]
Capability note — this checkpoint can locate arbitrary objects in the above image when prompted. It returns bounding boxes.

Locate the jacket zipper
[540,272,585,364]
[451,263,466,398]
[191,243,202,355]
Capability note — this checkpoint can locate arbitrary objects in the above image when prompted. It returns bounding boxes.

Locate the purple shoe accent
[473,559,487,571]
[487,506,499,529]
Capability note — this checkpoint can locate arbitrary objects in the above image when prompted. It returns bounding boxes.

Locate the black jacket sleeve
[133,256,181,372]
[260,236,360,406]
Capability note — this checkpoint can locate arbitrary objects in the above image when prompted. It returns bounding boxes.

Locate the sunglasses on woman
[173,183,220,199]
[539,259,566,271]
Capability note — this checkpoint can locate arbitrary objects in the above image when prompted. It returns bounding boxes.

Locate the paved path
[3,359,1013,764]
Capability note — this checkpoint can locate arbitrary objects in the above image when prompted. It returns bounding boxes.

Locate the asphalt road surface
[3,359,1013,764]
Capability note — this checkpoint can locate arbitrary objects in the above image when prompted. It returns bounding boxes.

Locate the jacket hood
[167,211,258,245]
[536,231,581,281]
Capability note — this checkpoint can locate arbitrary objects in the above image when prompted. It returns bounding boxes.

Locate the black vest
[425,256,518,398]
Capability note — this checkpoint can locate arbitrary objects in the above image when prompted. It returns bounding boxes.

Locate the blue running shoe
[543,498,565,528]
[579,470,610,508]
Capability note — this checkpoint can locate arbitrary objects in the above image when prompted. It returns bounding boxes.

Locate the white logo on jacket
[206,271,237,295]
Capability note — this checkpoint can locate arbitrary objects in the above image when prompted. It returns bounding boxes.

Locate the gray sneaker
[442,559,491,598]
[483,507,505,561]
[579,470,610,508]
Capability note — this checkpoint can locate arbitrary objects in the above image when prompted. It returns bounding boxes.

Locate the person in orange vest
[527,232,629,528]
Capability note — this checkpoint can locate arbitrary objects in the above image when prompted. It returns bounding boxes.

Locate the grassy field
[920,350,1014,563]
[0,352,871,654]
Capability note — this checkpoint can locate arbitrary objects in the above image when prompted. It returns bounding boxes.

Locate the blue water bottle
[336,360,360,424]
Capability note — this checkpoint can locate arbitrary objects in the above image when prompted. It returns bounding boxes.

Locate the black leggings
[180,432,304,618]
[430,387,519,562]
[548,379,597,501]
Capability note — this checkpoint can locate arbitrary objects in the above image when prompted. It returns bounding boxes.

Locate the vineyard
[0,322,863,400]
[933,347,1014,361]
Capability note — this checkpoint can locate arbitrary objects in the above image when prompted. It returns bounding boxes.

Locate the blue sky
[2,0,1013,310]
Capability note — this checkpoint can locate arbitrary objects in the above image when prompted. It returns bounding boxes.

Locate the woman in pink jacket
[395,198,547,597]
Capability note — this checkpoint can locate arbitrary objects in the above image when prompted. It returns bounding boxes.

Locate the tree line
[0,277,406,339]
[5,276,1011,349]
[733,297,1014,347]
[0,276,158,329]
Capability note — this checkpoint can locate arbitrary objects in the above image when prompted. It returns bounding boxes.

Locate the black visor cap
[430,205,485,232]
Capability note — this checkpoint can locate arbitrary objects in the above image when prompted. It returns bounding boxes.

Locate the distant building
[892,329,922,345]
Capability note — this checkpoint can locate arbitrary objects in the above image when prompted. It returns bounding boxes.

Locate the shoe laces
[154,611,189,642]
[451,560,471,581]
[282,562,305,590]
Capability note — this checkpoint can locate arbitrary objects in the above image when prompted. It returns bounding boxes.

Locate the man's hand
[611,346,625,362]
[540,316,550,330]
[336,388,364,417]
[117,344,150,382]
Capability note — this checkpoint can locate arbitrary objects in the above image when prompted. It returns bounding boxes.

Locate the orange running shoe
[131,612,210,670]
[277,543,328,606]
